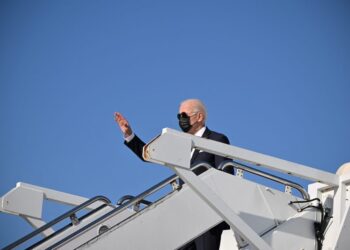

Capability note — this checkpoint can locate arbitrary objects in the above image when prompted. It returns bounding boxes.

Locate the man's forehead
[179,102,194,111]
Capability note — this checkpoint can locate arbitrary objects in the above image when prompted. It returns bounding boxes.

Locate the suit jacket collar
[202,127,211,139]
[191,127,210,163]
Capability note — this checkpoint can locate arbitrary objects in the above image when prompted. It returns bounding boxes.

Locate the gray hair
[181,99,207,122]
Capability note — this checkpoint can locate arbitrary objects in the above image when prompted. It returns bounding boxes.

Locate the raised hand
[114,112,133,138]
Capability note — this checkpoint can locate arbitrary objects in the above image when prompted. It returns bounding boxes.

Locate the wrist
[124,132,135,143]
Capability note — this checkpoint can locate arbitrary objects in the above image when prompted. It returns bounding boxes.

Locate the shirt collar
[194,126,206,137]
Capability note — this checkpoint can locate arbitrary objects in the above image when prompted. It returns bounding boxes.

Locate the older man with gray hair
[115,98,231,250]
[115,99,230,169]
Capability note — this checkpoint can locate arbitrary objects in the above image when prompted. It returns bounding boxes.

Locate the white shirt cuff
[124,132,135,143]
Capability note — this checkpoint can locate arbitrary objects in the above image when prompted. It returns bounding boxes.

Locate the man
[115,99,230,250]
[115,99,230,168]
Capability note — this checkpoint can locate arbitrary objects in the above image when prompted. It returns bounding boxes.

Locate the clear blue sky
[1,0,349,247]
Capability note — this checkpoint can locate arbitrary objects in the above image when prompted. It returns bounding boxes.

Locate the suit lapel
[191,127,211,163]
[202,127,211,139]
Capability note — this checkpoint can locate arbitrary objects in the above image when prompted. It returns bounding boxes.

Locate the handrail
[116,162,213,207]
[28,203,110,250]
[2,196,111,250]
[46,162,212,249]
[117,195,152,206]
[219,161,310,200]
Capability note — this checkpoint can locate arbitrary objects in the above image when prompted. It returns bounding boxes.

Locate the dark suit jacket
[190,128,230,168]
[124,127,231,250]
[125,127,230,169]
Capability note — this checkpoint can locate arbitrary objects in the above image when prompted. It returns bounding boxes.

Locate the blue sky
[1,0,349,247]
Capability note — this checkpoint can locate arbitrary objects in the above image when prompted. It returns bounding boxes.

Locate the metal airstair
[1,128,349,250]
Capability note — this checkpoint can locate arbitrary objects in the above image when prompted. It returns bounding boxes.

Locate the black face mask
[177,112,192,132]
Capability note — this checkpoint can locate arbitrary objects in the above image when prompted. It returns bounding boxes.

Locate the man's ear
[198,112,204,122]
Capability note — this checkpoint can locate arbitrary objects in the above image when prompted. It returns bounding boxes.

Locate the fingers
[114,112,126,124]
[114,112,129,128]
[114,112,133,137]
[114,112,122,122]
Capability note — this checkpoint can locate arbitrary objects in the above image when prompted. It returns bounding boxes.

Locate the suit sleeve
[124,134,146,162]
